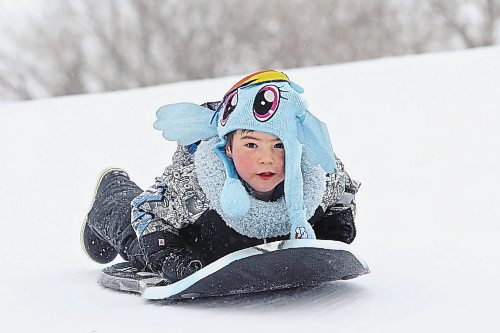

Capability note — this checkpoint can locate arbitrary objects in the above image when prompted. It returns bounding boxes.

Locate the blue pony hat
[153,70,336,239]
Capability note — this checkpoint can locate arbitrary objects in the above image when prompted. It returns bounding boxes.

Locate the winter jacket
[130,108,360,281]
[132,140,359,280]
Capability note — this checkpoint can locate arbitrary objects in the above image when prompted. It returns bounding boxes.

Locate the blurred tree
[0,0,498,101]
[428,0,500,47]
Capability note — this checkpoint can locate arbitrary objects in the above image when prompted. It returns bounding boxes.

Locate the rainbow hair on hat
[153,70,336,239]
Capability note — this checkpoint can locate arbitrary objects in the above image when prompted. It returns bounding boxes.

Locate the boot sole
[80,167,126,264]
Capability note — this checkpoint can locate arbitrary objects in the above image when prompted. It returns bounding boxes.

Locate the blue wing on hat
[297,112,336,173]
[153,103,218,145]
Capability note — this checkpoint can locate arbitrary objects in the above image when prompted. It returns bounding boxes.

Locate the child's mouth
[257,172,275,180]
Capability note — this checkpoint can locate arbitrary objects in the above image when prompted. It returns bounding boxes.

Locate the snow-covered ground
[1,47,499,332]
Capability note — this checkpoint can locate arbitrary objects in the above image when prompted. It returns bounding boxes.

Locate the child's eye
[274,143,284,149]
[245,143,257,148]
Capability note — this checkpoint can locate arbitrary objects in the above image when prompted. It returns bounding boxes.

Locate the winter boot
[80,168,144,266]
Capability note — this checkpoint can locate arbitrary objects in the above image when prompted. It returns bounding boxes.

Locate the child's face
[226,130,285,198]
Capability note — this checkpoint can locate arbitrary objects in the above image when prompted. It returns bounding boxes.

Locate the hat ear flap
[214,139,251,219]
[220,178,251,219]
[297,112,336,173]
[153,103,218,145]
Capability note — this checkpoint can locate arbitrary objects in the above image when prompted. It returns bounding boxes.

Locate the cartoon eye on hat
[220,90,238,126]
[253,85,280,122]
[218,70,291,126]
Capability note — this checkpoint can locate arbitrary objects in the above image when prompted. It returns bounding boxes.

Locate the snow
[1,47,499,332]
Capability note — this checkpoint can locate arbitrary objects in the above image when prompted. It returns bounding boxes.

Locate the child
[81,70,360,283]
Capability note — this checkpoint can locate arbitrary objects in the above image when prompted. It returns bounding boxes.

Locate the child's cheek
[233,154,254,178]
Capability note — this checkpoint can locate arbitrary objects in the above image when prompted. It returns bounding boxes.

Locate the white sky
[0,0,41,12]
[0,0,44,25]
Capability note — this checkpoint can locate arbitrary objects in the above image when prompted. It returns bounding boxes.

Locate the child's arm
[130,146,207,281]
[137,225,202,282]
[312,158,360,244]
[131,183,204,282]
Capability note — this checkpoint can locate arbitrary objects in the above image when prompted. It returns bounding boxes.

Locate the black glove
[139,230,203,282]
[314,206,356,244]
[161,251,203,282]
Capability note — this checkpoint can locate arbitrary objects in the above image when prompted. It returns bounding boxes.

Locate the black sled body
[98,239,370,300]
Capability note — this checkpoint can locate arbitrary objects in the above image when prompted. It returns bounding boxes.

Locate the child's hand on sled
[161,253,204,282]
[177,259,203,279]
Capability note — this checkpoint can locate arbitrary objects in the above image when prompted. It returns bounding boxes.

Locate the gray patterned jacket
[130,138,360,242]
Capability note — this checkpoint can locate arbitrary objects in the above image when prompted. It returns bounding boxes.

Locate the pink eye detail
[220,90,238,126]
[253,85,280,122]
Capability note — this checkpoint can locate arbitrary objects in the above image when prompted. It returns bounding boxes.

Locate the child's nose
[259,150,274,164]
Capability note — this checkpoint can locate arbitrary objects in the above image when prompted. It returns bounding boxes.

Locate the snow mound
[1,47,499,332]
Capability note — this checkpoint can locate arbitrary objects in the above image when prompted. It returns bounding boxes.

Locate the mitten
[313,206,356,244]
[161,251,204,282]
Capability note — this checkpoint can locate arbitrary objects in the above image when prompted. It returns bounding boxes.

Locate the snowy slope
[1,47,499,332]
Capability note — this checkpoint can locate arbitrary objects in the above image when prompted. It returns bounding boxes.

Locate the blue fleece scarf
[194,137,326,239]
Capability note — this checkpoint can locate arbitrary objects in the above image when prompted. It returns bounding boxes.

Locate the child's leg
[81,168,145,268]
